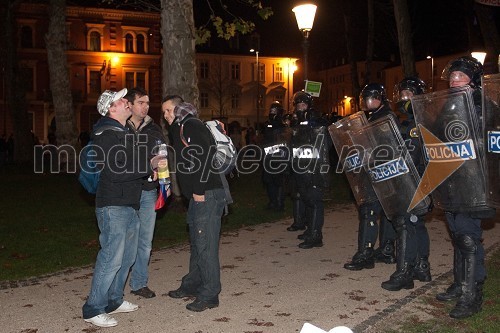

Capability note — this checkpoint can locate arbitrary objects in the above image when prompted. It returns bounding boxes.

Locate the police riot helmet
[359,83,387,111]
[441,56,483,88]
[269,101,284,121]
[293,91,312,122]
[393,77,426,102]
[293,91,313,109]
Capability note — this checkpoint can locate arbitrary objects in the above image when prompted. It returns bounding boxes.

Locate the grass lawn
[0,164,351,282]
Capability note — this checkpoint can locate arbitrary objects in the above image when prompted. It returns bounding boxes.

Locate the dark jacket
[93,116,150,209]
[169,115,223,199]
[368,103,398,123]
[127,115,165,191]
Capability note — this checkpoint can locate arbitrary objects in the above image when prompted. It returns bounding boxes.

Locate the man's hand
[193,193,205,202]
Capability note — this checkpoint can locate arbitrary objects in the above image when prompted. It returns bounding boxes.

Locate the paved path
[1,203,499,333]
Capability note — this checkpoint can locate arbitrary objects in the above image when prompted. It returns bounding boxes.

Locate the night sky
[251,0,499,70]
[70,0,498,69]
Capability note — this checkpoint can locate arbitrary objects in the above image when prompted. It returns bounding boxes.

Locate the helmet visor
[359,96,381,111]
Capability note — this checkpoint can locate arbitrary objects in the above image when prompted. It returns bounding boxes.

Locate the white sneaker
[84,313,118,327]
[108,300,139,314]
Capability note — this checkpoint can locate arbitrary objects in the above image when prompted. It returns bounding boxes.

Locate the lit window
[231,63,240,80]
[89,71,101,95]
[275,65,283,82]
[137,34,145,54]
[89,31,101,51]
[125,33,134,53]
[125,71,148,90]
[199,61,209,79]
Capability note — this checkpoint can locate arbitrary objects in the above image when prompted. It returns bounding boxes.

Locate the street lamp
[471,51,486,65]
[250,48,260,132]
[426,55,434,91]
[287,59,297,111]
[292,4,317,82]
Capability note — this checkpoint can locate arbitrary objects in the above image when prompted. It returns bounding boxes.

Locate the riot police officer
[431,56,495,318]
[287,91,332,249]
[344,84,397,270]
[379,77,432,291]
[261,101,289,212]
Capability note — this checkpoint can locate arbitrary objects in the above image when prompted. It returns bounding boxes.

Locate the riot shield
[349,115,430,221]
[291,124,331,185]
[483,73,500,208]
[411,86,489,213]
[328,111,379,205]
[261,125,292,175]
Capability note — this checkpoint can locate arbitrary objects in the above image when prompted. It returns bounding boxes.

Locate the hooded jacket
[169,114,223,199]
[92,116,150,209]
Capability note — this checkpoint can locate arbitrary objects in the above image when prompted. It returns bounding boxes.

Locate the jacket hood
[92,117,126,137]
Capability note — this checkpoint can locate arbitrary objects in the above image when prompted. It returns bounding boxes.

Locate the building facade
[0,3,297,144]
[313,53,470,117]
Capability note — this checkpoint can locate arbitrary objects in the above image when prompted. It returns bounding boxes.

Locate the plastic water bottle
[157,144,170,185]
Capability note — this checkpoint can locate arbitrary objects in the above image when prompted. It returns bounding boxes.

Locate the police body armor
[261,122,292,175]
[411,86,489,213]
[291,121,330,187]
[328,111,378,205]
[483,74,500,208]
[349,115,430,221]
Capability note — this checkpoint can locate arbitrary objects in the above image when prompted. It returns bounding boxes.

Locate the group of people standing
[82,89,228,327]
[261,55,496,320]
[80,55,496,328]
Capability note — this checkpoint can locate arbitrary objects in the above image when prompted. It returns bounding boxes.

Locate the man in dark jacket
[161,96,227,312]
[125,87,165,299]
[82,88,150,328]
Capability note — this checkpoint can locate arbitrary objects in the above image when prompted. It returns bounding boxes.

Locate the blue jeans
[129,190,157,291]
[82,206,140,319]
[179,189,226,302]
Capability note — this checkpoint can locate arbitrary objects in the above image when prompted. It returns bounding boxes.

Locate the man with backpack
[82,88,151,328]
[161,96,228,312]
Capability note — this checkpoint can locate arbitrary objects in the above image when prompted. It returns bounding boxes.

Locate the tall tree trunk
[160,0,199,198]
[4,0,32,163]
[393,0,416,77]
[474,2,500,67]
[45,0,78,171]
[365,0,375,85]
[160,0,198,104]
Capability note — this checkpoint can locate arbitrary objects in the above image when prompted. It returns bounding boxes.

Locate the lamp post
[292,4,317,82]
[426,56,434,91]
[287,59,297,111]
[250,49,260,132]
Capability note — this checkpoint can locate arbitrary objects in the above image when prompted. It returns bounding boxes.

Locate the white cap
[97,88,128,116]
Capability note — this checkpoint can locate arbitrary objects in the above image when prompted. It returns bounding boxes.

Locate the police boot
[298,230,323,249]
[437,240,463,301]
[449,235,483,319]
[343,247,375,270]
[413,256,432,282]
[381,217,414,291]
[374,240,396,264]
[287,198,306,231]
[297,228,310,240]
